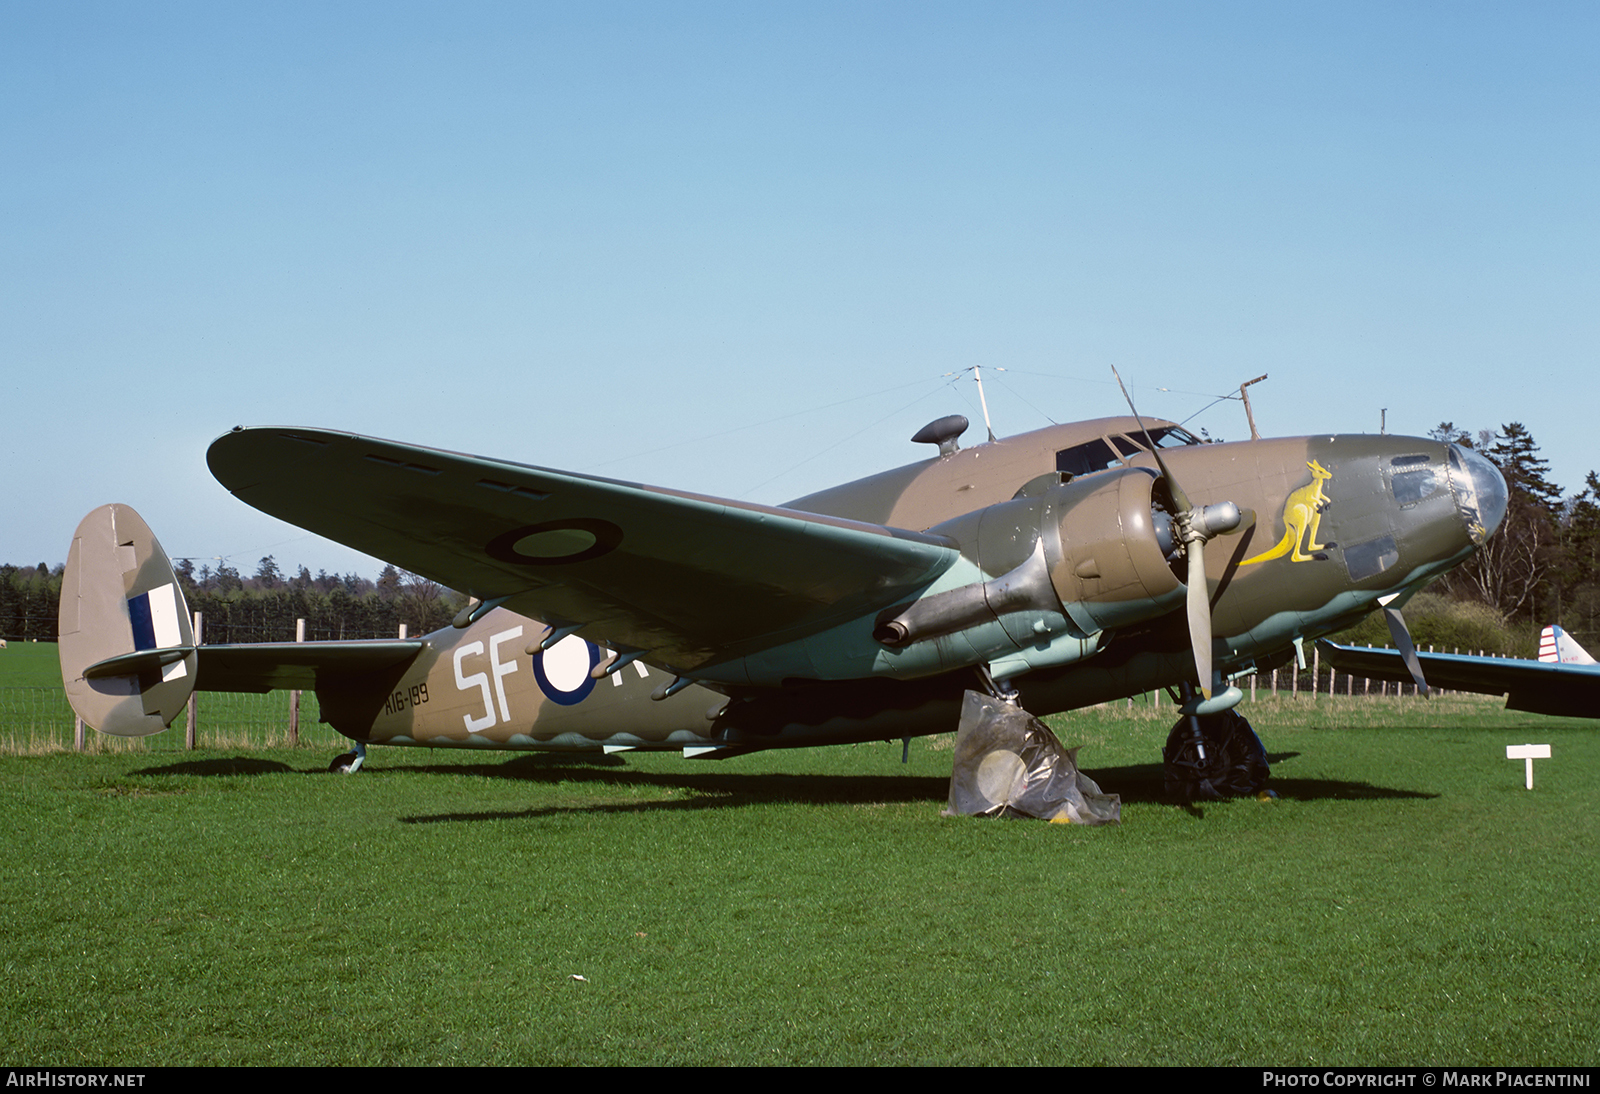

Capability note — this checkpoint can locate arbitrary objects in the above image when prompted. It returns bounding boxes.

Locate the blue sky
[4,2,1596,578]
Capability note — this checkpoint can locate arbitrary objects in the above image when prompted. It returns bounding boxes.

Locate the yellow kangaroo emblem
[1241,459,1334,565]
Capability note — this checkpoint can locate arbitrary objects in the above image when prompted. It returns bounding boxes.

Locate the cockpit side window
[1055,438,1121,478]
[1389,454,1443,506]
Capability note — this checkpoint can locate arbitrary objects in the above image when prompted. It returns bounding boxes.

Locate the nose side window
[1389,455,1442,506]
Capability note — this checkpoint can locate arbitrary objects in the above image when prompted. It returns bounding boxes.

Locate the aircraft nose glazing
[1447,444,1508,545]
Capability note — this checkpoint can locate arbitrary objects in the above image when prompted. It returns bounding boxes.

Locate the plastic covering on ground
[1161,709,1271,801]
[943,690,1121,824]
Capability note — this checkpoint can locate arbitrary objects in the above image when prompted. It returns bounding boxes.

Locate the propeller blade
[1382,604,1430,695]
[1110,367,1243,699]
[1186,534,1213,699]
[1110,365,1192,512]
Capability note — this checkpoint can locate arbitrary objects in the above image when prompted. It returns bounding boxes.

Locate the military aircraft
[60,406,1510,786]
[1321,625,1600,719]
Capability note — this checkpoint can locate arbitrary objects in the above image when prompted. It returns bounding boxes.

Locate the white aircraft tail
[58,504,198,735]
[1538,624,1596,666]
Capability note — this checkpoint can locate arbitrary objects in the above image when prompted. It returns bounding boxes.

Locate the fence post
[186,611,202,749]
[74,715,84,752]
[1312,645,1320,698]
[289,618,305,746]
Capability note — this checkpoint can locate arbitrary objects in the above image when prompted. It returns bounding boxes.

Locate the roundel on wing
[486,519,623,566]
[533,634,601,706]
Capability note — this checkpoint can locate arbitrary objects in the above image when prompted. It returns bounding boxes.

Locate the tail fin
[1538,624,1596,666]
[58,505,197,736]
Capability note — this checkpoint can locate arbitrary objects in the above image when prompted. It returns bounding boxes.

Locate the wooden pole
[289,618,304,746]
[186,611,201,749]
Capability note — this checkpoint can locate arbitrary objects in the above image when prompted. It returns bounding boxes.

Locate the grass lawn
[1,642,1595,1065]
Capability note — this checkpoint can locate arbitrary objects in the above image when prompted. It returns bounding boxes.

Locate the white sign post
[1506,743,1551,790]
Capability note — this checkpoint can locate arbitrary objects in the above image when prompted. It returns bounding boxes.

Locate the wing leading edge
[207,427,959,677]
[1318,641,1600,719]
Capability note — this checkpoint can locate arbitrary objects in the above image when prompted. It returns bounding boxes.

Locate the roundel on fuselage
[533,634,601,705]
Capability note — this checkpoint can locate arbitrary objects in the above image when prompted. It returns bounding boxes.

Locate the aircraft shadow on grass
[116,750,1431,825]
[132,757,297,778]
[386,751,1434,825]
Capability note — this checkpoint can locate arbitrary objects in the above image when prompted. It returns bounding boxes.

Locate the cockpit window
[1148,426,1201,449]
[1389,455,1442,506]
[1113,426,1202,453]
[1057,426,1203,479]
[1056,438,1121,478]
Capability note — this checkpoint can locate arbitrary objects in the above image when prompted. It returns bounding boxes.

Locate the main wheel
[328,751,360,774]
[1162,709,1270,801]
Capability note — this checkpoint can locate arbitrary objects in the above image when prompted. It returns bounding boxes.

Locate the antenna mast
[974,365,997,442]
[1239,374,1268,440]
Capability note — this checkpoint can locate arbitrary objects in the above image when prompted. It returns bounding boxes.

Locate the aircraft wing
[207,427,959,677]
[1318,641,1600,718]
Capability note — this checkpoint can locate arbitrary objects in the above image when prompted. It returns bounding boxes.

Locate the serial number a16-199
[382,682,430,716]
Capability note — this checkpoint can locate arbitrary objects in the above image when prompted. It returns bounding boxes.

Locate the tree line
[1,558,464,645]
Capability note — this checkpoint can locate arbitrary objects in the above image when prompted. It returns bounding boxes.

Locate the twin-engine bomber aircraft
[60,410,1509,786]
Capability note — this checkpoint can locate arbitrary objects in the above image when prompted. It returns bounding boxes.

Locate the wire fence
[0,688,352,754]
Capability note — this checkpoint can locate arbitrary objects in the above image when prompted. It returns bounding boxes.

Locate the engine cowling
[876,467,1186,650]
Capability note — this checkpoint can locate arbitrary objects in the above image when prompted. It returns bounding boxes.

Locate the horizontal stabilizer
[84,646,196,680]
[194,641,424,692]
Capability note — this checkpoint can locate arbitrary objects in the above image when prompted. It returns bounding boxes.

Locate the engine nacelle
[876,467,1185,650]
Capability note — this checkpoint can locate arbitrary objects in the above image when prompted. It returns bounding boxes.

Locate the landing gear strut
[328,742,367,774]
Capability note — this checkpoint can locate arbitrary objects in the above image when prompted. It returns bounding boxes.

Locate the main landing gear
[1162,686,1270,802]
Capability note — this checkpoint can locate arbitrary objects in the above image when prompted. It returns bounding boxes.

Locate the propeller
[1110,367,1242,701]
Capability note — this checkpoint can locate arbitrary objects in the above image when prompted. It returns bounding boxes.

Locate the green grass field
[2,643,1595,1065]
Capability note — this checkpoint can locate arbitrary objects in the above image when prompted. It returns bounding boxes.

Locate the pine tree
[254,555,284,590]
[1561,471,1600,649]
[1487,423,1563,516]
[1442,423,1562,621]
